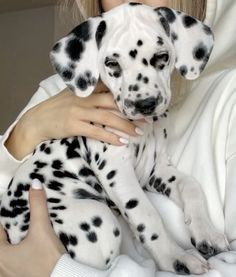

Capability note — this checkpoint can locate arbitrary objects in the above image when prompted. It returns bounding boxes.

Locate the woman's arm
[0,75,142,195]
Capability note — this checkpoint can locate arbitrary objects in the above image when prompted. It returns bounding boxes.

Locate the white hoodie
[0,0,236,276]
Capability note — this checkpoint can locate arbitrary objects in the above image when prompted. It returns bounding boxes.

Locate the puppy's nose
[135,97,157,115]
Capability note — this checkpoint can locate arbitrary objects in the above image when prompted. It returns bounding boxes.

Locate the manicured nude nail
[135,127,144,136]
[32,179,43,190]
[119,137,129,144]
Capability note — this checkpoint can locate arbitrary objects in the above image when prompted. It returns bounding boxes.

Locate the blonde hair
[59,0,207,106]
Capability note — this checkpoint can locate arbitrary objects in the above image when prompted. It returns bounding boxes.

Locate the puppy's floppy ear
[155,7,214,80]
[50,17,107,97]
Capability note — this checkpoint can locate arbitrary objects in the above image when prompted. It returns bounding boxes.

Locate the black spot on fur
[137,73,142,81]
[55,219,63,224]
[137,224,145,232]
[76,75,88,91]
[174,260,190,274]
[113,228,120,237]
[61,69,74,81]
[191,237,196,247]
[30,173,45,183]
[66,38,84,61]
[52,42,61,52]
[47,180,64,191]
[5,223,10,229]
[74,189,104,201]
[157,36,164,45]
[80,222,90,231]
[159,7,176,23]
[106,258,110,265]
[193,43,207,61]
[34,161,47,169]
[96,20,107,48]
[21,224,29,232]
[76,73,97,91]
[168,176,176,183]
[69,250,75,259]
[125,199,138,209]
[129,49,138,59]
[87,231,97,243]
[53,170,77,180]
[79,167,95,177]
[203,24,212,35]
[179,65,188,77]
[171,32,178,41]
[197,240,218,259]
[52,205,66,210]
[59,232,69,247]
[182,15,197,28]
[142,58,148,66]
[151,234,159,241]
[139,234,145,244]
[52,160,63,170]
[92,216,102,227]
[137,40,143,46]
[69,235,78,246]
[72,20,91,41]
[47,198,61,204]
[129,2,142,5]
[107,170,116,180]
[158,15,170,36]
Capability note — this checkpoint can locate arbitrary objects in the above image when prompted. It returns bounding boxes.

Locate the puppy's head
[50,3,214,120]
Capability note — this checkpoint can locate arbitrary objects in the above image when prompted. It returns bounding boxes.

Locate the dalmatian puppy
[0,3,229,274]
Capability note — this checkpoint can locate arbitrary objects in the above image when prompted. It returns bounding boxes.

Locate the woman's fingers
[28,180,50,232]
[78,107,141,137]
[93,81,110,94]
[76,121,128,145]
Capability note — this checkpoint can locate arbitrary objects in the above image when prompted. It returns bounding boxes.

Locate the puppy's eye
[157,52,169,62]
[150,52,169,70]
[104,58,120,68]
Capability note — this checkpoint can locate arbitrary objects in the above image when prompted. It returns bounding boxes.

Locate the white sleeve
[0,75,66,196]
[224,102,236,243]
[51,254,156,277]
[51,254,107,277]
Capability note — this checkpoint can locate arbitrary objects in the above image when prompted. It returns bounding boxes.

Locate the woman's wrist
[5,117,41,160]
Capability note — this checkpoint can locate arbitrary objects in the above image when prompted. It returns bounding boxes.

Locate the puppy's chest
[129,123,167,186]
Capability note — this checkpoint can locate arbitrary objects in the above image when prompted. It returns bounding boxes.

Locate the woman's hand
[5,82,142,160]
[0,181,66,277]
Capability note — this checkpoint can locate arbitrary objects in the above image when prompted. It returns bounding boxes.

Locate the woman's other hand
[5,82,142,160]
[0,180,66,277]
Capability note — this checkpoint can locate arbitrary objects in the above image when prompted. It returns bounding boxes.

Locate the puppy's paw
[189,218,230,259]
[157,247,209,275]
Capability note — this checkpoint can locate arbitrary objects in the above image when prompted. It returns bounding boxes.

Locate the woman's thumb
[0,224,9,245]
[28,179,50,231]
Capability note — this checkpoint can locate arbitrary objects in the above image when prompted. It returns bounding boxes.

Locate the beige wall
[0,5,75,134]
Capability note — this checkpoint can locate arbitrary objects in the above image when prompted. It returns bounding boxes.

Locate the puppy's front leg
[95,151,208,274]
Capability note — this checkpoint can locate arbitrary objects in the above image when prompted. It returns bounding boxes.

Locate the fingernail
[135,127,144,136]
[119,137,129,144]
[32,179,43,190]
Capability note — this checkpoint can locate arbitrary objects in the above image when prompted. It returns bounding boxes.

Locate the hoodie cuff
[50,254,107,277]
[0,120,31,195]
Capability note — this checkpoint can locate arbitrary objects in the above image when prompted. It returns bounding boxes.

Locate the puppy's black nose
[135,97,157,115]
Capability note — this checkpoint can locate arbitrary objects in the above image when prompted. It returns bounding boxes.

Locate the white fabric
[1,0,236,276]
